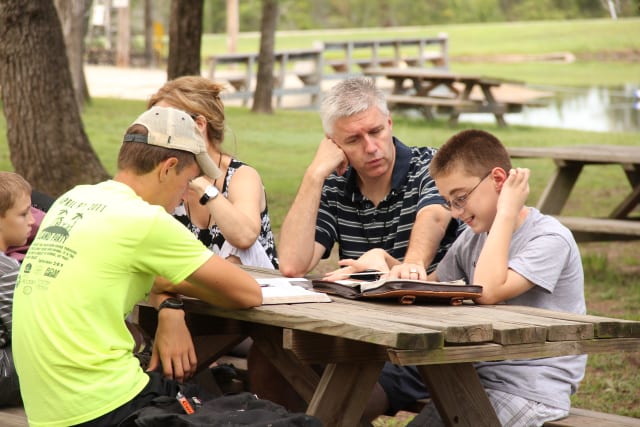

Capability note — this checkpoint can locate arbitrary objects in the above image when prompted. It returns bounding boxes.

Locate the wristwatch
[199,185,219,205]
[157,297,184,311]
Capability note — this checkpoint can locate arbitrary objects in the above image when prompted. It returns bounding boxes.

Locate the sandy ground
[85,65,168,101]
[85,64,550,107]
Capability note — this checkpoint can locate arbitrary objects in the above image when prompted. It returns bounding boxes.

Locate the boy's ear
[491,167,509,192]
[158,157,179,182]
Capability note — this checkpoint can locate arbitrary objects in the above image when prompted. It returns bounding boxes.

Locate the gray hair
[320,77,389,135]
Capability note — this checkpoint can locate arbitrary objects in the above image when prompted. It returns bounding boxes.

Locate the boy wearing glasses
[393,129,586,426]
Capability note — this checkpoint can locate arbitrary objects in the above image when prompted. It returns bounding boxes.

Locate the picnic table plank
[320,298,493,344]
[493,304,640,338]
[180,299,444,350]
[388,337,640,365]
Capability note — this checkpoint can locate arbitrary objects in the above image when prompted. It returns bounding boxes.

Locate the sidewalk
[84,65,325,108]
[85,64,549,108]
[85,65,167,101]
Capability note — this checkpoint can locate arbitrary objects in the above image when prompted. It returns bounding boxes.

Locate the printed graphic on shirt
[17,196,107,295]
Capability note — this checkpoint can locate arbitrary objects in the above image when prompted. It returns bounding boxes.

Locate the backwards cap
[124,106,221,180]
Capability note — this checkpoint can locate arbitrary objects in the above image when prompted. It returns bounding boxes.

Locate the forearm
[205,196,261,249]
[152,261,262,309]
[183,257,262,308]
[191,171,263,249]
[404,207,448,266]
[475,169,531,304]
[278,170,326,276]
[473,211,517,303]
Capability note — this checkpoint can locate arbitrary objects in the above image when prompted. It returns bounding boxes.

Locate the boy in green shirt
[13,106,262,426]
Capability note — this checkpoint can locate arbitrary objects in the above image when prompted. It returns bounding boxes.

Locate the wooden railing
[205,34,449,108]
[318,34,449,78]
[207,48,323,108]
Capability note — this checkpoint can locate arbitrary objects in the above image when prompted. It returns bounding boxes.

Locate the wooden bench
[407,400,640,427]
[543,408,640,427]
[555,216,640,242]
[386,93,527,122]
[0,406,27,427]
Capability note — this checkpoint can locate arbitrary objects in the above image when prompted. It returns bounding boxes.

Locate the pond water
[462,84,640,133]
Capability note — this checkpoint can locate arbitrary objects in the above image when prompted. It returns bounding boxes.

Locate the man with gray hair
[279,77,462,281]
[262,77,464,421]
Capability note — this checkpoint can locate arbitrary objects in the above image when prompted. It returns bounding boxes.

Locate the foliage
[199,18,640,85]
[195,0,638,32]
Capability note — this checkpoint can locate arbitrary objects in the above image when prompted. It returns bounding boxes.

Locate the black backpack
[118,391,323,427]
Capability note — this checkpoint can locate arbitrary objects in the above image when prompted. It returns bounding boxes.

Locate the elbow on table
[230,286,263,309]
[278,261,308,278]
[244,291,263,308]
[474,290,504,305]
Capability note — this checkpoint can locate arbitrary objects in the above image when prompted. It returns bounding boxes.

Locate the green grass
[201,18,640,57]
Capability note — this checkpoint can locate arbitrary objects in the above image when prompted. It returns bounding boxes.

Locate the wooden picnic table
[508,144,640,242]
[137,268,640,427]
[364,66,526,127]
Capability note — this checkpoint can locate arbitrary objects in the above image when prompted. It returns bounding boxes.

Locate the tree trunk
[226,0,239,53]
[0,0,110,197]
[251,0,278,114]
[115,3,130,67]
[54,0,92,111]
[167,0,203,80]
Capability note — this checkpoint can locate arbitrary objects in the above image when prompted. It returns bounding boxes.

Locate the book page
[257,278,332,305]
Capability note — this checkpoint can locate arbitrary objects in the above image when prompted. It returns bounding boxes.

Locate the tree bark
[226,0,239,53]
[144,0,154,67]
[167,0,203,80]
[115,3,130,67]
[251,0,278,114]
[0,0,109,197]
[54,0,92,111]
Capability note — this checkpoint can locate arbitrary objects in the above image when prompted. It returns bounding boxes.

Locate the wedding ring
[409,268,418,274]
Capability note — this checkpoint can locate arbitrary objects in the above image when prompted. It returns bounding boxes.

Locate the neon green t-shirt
[13,180,213,427]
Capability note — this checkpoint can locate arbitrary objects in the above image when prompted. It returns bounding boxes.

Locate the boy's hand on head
[497,168,530,219]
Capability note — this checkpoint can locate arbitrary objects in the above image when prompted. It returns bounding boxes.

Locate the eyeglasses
[442,171,491,211]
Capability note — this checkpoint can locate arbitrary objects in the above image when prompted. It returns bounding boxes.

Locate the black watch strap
[157,297,184,311]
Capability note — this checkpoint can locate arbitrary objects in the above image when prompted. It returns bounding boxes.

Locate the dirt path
[85,65,167,101]
[85,64,550,106]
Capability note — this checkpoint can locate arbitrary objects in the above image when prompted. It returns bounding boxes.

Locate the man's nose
[363,135,377,153]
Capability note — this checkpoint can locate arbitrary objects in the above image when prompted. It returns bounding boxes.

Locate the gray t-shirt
[436,208,587,410]
[0,252,19,347]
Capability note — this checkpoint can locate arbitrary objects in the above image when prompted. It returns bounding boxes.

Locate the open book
[258,277,332,305]
[311,277,482,305]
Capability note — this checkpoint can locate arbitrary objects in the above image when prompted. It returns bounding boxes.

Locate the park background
[1,1,639,425]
